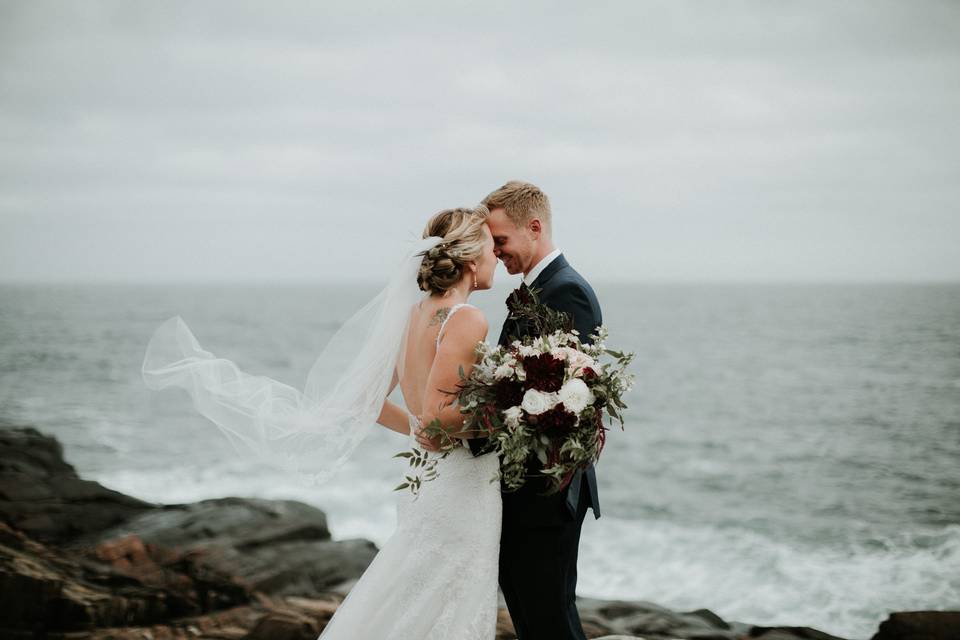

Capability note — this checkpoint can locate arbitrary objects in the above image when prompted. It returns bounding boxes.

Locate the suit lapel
[499,254,569,346]
[529,253,567,292]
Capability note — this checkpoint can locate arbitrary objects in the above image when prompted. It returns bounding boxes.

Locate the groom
[477,180,602,640]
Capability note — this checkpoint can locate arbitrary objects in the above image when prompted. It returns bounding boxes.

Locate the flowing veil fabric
[141,235,444,484]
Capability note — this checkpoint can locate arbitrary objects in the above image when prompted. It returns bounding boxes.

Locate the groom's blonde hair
[481,180,551,233]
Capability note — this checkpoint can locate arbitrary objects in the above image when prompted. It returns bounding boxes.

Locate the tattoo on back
[429,307,451,326]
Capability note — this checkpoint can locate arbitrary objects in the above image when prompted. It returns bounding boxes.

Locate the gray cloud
[1,0,959,282]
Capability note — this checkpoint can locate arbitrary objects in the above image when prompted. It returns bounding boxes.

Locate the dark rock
[0,521,248,632]
[577,597,664,634]
[86,599,267,640]
[619,608,738,638]
[89,532,249,611]
[74,497,331,551]
[228,538,379,596]
[78,498,377,598]
[682,633,739,640]
[1,424,378,601]
[580,597,673,619]
[685,608,732,629]
[749,625,851,640]
[575,597,742,639]
[574,597,854,640]
[0,427,154,544]
[324,577,359,598]
[243,611,319,640]
[580,619,617,639]
[620,608,692,634]
[869,611,960,640]
[75,593,333,639]
[0,424,380,636]
[282,595,340,627]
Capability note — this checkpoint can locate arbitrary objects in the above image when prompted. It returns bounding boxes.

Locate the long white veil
[141,235,444,484]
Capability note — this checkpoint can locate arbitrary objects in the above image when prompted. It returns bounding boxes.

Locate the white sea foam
[577,515,960,639]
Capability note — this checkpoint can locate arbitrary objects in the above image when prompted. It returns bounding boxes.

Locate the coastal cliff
[1,426,956,640]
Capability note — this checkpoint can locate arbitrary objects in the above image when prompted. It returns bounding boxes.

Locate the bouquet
[395,286,634,496]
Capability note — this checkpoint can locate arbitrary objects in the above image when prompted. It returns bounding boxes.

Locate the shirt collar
[523,248,562,286]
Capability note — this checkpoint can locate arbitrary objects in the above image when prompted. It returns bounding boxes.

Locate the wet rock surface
[76,496,378,597]
[869,610,960,640]
[0,427,154,544]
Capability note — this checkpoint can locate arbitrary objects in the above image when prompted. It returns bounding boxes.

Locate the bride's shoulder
[442,304,488,340]
[452,303,487,328]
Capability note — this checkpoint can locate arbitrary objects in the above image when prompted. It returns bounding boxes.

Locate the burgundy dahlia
[494,378,525,409]
[534,405,577,433]
[522,353,565,392]
[506,284,534,312]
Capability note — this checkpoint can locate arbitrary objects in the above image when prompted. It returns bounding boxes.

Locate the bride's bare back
[399,297,488,426]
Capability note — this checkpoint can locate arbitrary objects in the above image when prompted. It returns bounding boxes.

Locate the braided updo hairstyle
[418,205,490,295]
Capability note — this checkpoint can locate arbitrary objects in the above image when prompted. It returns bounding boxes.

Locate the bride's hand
[414,416,442,452]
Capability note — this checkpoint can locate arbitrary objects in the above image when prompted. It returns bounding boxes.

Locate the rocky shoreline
[1,426,956,640]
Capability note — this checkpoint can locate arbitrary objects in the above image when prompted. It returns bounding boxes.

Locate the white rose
[558,378,595,414]
[502,405,523,429]
[521,388,559,415]
[494,363,514,380]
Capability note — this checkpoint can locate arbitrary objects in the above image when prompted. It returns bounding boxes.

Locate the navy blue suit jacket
[469,253,603,526]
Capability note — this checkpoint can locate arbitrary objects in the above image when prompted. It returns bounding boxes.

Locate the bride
[142,205,503,639]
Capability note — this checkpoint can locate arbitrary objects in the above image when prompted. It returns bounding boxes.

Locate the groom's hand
[414,417,442,452]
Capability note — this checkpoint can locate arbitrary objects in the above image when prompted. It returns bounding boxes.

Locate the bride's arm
[377,369,411,435]
[420,306,489,440]
[377,400,410,434]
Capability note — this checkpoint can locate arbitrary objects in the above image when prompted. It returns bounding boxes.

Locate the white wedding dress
[318,304,503,640]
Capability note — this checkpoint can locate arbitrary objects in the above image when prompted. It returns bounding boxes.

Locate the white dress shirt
[523,248,562,286]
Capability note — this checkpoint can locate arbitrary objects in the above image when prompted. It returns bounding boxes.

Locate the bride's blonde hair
[418,205,490,295]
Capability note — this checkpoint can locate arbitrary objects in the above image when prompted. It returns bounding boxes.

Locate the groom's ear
[529,218,542,236]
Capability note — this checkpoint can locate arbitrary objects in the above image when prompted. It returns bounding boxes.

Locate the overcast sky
[1,1,958,283]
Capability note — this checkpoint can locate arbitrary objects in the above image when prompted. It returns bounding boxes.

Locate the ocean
[1,281,958,639]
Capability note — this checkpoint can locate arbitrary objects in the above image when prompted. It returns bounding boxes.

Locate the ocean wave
[576,515,960,639]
